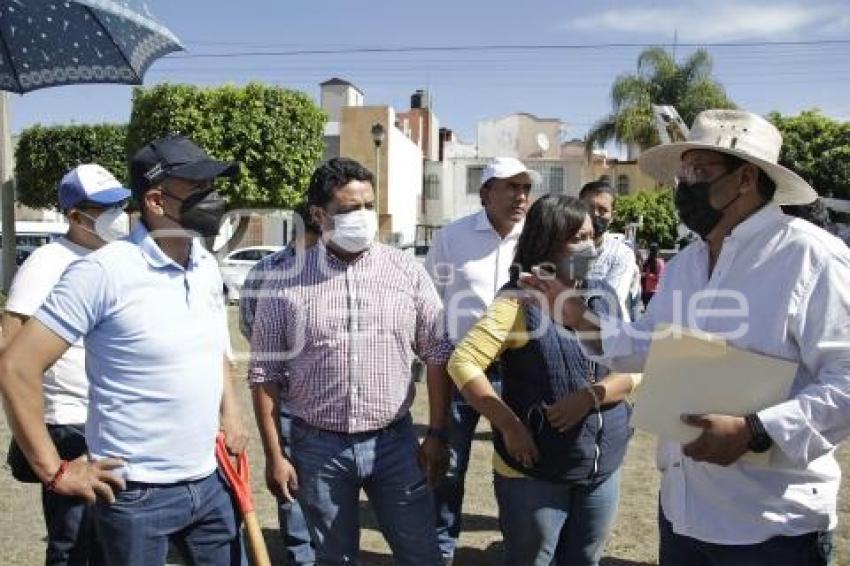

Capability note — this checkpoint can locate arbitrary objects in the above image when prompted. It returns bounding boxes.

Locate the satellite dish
[536,132,550,153]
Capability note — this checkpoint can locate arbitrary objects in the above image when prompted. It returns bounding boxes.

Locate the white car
[219,245,283,303]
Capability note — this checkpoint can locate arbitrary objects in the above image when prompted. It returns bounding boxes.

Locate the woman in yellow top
[447,195,639,566]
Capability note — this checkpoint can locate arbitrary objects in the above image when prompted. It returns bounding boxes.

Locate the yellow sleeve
[447,296,527,390]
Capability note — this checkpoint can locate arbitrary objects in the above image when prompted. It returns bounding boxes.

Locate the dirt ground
[1,308,849,564]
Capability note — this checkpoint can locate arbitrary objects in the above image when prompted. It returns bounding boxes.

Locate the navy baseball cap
[58,164,131,211]
[130,134,238,195]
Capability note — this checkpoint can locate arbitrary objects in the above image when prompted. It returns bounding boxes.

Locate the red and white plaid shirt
[249,242,452,433]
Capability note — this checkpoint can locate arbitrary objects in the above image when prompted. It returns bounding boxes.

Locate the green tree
[15,124,129,210]
[586,48,735,155]
[127,83,326,211]
[611,188,678,248]
[768,109,850,199]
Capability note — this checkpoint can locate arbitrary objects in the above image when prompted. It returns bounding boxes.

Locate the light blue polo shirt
[35,222,229,483]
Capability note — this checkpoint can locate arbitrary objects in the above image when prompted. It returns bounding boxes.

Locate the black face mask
[591,214,610,238]
[674,169,742,239]
[163,188,226,237]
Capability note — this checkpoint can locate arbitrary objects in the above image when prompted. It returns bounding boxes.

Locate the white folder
[631,324,797,464]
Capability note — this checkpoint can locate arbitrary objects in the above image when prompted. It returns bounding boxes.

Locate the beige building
[339,105,423,245]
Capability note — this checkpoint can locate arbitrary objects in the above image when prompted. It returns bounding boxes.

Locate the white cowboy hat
[638,109,818,205]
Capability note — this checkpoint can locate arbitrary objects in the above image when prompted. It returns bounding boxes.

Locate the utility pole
[0,92,17,292]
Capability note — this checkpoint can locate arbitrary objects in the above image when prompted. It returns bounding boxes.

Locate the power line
[169,39,850,59]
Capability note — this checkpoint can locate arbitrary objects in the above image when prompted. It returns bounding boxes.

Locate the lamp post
[370,122,385,238]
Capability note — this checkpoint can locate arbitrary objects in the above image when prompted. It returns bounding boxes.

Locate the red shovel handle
[215,433,254,514]
[215,434,271,566]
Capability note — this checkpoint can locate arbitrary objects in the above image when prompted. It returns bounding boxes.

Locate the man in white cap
[520,109,846,564]
[425,156,538,561]
[2,164,130,565]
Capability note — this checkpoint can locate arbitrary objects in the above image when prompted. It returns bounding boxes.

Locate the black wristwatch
[426,427,449,443]
[745,414,773,453]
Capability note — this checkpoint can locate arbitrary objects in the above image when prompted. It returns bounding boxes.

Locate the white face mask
[558,240,599,283]
[328,209,378,253]
[81,207,130,242]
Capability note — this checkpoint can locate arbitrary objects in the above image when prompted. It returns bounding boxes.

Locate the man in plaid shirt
[240,202,320,566]
[249,158,452,565]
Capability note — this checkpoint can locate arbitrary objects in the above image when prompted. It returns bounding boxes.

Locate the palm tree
[585,47,735,158]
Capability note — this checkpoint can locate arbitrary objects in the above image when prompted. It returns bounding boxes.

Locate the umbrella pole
[0,92,16,292]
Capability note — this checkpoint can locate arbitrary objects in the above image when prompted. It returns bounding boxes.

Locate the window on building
[617,174,630,195]
[599,174,611,183]
[528,164,565,196]
[466,165,485,194]
[424,173,440,200]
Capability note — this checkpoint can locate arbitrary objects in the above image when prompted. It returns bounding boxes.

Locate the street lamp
[370,122,385,235]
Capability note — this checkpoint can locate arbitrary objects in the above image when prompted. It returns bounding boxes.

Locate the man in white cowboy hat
[519,109,849,564]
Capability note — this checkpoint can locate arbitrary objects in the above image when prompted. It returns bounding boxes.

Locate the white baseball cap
[58,164,131,211]
[481,157,541,186]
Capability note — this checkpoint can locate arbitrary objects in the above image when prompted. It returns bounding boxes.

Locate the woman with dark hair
[640,242,665,307]
[447,195,638,565]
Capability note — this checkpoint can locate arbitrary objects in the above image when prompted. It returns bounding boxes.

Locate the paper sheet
[631,324,798,465]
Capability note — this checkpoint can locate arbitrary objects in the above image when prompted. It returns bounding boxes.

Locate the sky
[9,0,850,147]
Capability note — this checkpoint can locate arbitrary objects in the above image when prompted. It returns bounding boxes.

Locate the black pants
[42,424,102,566]
[659,507,833,566]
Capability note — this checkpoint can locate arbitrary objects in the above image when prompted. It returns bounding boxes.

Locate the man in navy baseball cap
[130,134,237,196]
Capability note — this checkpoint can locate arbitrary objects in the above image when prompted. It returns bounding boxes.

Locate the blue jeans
[494,469,621,566]
[279,411,316,565]
[290,414,442,566]
[43,424,101,566]
[93,470,244,566]
[433,377,501,559]
[659,507,834,565]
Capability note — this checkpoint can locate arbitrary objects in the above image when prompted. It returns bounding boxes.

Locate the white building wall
[477,114,521,158]
[386,126,422,245]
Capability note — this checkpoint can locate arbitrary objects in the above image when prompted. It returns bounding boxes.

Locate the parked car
[0,220,69,283]
[219,245,284,303]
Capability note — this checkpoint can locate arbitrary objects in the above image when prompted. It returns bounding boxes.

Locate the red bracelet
[45,460,69,492]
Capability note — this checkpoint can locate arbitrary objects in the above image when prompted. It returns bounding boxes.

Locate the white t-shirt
[6,237,89,425]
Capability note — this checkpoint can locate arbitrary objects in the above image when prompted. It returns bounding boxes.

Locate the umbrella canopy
[0,0,183,93]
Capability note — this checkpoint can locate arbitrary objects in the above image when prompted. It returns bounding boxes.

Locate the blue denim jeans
[433,377,501,559]
[279,411,316,565]
[42,424,102,566]
[659,507,834,566]
[93,470,244,566]
[494,469,621,566]
[290,414,442,566]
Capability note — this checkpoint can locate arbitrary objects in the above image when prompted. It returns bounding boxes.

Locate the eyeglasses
[674,161,728,185]
[77,200,129,211]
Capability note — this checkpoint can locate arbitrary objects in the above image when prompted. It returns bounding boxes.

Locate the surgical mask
[558,240,599,283]
[329,209,378,253]
[163,188,227,237]
[674,168,742,239]
[80,207,129,242]
[591,215,610,237]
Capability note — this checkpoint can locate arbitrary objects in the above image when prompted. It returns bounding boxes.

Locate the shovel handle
[243,511,271,566]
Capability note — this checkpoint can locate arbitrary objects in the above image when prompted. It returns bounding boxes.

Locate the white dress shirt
[585,202,850,544]
[424,209,523,343]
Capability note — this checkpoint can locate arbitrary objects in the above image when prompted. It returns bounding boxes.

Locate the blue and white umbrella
[0,0,183,289]
[0,0,183,93]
